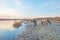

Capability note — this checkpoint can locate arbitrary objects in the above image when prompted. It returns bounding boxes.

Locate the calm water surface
[0,20,60,40]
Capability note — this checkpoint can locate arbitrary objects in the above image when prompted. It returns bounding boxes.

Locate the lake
[0,20,60,40]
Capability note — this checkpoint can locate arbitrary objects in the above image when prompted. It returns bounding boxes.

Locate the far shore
[0,17,60,22]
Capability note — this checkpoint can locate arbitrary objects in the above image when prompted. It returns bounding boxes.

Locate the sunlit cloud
[0,0,60,18]
[0,9,21,19]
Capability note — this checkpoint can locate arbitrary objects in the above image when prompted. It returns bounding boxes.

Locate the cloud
[0,9,21,19]
[16,0,32,9]
[16,0,22,6]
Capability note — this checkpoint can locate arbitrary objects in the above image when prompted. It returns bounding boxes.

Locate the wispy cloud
[0,9,21,18]
[0,0,60,17]
[16,0,32,9]
[16,0,22,6]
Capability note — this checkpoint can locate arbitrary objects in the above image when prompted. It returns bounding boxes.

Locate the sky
[0,0,60,18]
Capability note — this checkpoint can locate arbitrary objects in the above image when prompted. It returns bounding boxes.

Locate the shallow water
[15,20,60,40]
[0,20,60,40]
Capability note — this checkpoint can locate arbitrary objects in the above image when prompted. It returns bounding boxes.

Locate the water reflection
[0,20,60,40]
